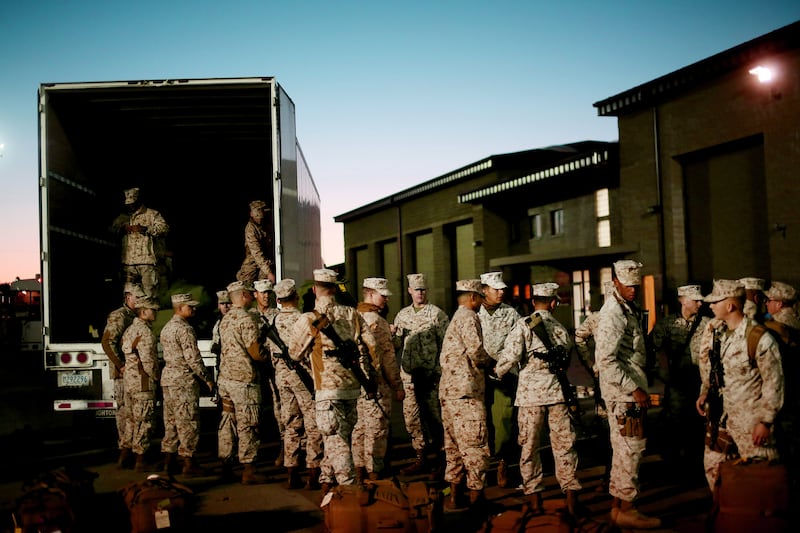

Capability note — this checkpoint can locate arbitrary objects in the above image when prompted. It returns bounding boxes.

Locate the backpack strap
[746,324,767,367]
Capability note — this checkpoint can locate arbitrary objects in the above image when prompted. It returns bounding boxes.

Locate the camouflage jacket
[358,302,403,393]
[219,306,262,383]
[102,304,136,379]
[478,303,521,360]
[111,205,169,266]
[393,303,449,374]
[160,314,211,387]
[121,317,159,393]
[439,306,490,401]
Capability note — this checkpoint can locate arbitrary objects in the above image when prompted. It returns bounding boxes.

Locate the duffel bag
[121,475,195,533]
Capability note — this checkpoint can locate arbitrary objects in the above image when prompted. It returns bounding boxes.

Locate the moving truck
[38,77,322,415]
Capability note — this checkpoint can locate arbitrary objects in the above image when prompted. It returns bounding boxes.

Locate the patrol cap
[124,187,140,205]
[254,279,274,293]
[614,260,643,286]
[738,277,765,291]
[532,282,560,298]
[704,279,745,303]
[363,277,392,296]
[313,268,340,284]
[124,282,146,299]
[480,271,507,290]
[135,296,160,310]
[677,285,704,301]
[765,281,797,303]
[407,273,427,290]
[275,279,296,299]
[249,199,269,211]
[455,279,482,294]
[227,280,254,294]
[171,292,199,307]
[216,290,231,304]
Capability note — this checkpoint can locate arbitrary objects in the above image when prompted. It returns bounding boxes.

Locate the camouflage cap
[216,290,231,304]
[480,271,507,290]
[407,273,427,290]
[227,280,254,294]
[171,292,199,307]
[249,199,269,211]
[738,277,765,291]
[254,279,274,293]
[455,279,482,294]
[363,277,392,296]
[124,187,140,205]
[313,268,340,284]
[134,296,160,310]
[614,260,643,286]
[532,282,560,298]
[765,281,797,303]
[677,284,704,300]
[274,279,296,299]
[704,279,745,303]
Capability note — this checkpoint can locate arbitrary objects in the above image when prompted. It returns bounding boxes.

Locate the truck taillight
[55,351,93,367]
[76,352,89,363]
[60,353,72,364]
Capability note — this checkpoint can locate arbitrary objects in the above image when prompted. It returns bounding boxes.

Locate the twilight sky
[1,0,798,283]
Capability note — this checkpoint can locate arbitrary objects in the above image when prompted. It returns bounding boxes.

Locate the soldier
[595,260,661,529]
[354,278,405,482]
[159,293,215,477]
[269,278,323,490]
[236,200,275,284]
[210,289,232,374]
[495,282,582,518]
[110,187,169,300]
[288,268,378,497]
[101,282,144,469]
[695,279,784,491]
[738,277,766,322]
[120,295,161,472]
[439,279,491,510]
[478,271,521,488]
[217,280,270,485]
[252,279,284,466]
[648,284,708,476]
[392,273,449,476]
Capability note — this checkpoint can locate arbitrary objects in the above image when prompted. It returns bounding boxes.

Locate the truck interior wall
[45,86,275,342]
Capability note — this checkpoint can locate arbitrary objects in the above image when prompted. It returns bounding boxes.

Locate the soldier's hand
[695,394,707,417]
[394,389,405,402]
[205,380,215,393]
[632,387,650,409]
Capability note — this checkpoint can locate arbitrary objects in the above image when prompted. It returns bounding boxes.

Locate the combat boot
[610,497,621,523]
[614,501,661,529]
[565,490,587,519]
[496,459,508,488]
[134,453,159,473]
[320,482,333,503]
[161,452,178,476]
[305,467,321,490]
[241,463,268,485]
[529,492,544,515]
[219,459,237,483]
[286,467,304,489]
[444,482,467,511]
[274,444,284,467]
[117,448,134,470]
[401,450,428,475]
[367,470,380,481]
[469,488,486,508]
[355,466,367,485]
[181,456,209,477]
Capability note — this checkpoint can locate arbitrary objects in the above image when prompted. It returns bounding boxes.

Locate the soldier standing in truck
[236,200,275,284]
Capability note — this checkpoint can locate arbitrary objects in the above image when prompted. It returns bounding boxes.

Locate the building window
[572,269,591,326]
[529,213,542,239]
[551,209,564,236]
[596,188,611,247]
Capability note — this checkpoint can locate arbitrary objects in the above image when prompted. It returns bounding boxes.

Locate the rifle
[528,315,583,427]
[313,314,389,419]
[259,314,315,395]
[706,327,725,445]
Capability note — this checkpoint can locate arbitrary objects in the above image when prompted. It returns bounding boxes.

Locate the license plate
[58,371,92,387]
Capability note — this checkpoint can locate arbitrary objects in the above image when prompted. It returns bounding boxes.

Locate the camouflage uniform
[102,303,136,452]
[354,302,403,477]
[255,306,284,442]
[289,293,378,486]
[111,204,169,299]
[393,303,449,454]
[595,289,650,502]
[121,316,159,455]
[217,305,263,465]
[270,306,322,470]
[439,306,491,491]
[236,218,273,282]
[697,318,784,489]
[478,303,521,458]
[496,309,581,495]
[160,312,212,458]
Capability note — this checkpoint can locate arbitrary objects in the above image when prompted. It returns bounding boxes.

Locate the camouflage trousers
[217,378,262,464]
[124,389,155,455]
[353,382,393,474]
[123,264,159,300]
[316,398,358,485]
[277,369,322,469]
[161,381,201,457]
[608,401,648,502]
[114,379,132,450]
[264,365,285,438]
[401,369,443,453]
[441,397,490,491]
[236,259,273,284]
[518,404,581,494]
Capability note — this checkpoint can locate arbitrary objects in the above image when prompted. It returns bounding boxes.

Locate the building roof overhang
[490,244,637,268]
